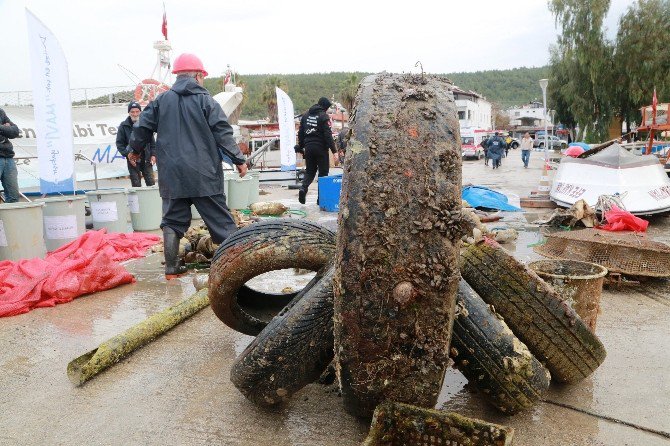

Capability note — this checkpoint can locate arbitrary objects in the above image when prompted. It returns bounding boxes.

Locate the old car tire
[230,264,336,406]
[460,239,607,383]
[334,73,464,417]
[209,219,335,335]
[451,280,551,414]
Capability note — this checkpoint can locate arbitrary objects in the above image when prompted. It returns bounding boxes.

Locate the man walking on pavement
[296,97,337,204]
[130,53,247,279]
[487,132,506,169]
[0,108,21,203]
[117,101,156,187]
[520,132,533,168]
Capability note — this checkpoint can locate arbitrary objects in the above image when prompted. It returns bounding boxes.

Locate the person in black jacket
[130,53,247,279]
[296,97,336,204]
[0,108,21,203]
[116,102,156,187]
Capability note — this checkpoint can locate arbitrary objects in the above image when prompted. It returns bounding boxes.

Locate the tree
[548,0,615,142]
[338,74,360,112]
[614,0,670,132]
[260,75,287,122]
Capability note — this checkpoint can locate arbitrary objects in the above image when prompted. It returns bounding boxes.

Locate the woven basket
[534,229,670,277]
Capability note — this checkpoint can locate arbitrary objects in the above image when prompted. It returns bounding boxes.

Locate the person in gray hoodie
[130,53,247,279]
[0,108,21,203]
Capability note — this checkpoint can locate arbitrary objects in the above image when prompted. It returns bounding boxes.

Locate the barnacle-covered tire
[230,264,335,406]
[334,73,463,417]
[209,219,335,335]
[451,280,550,414]
[460,239,607,383]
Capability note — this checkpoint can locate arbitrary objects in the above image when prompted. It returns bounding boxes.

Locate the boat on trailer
[550,143,670,215]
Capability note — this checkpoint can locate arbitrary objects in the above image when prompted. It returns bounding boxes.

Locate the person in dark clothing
[297,97,337,204]
[0,108,21,203]
[480,137,490,166]
[130,53,247,279]
[487,132,506,169]
[116,102,156,187]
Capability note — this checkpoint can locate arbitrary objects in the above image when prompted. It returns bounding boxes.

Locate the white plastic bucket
[228,177,252,209]
[128,186,162,231]
[35,195,86,252]
[0,201,47,261]
[85,189,130,233]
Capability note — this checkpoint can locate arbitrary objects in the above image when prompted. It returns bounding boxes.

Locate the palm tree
[261,75,287,122]
[339,74,359,112]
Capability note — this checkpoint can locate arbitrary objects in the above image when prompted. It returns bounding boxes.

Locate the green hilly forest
[203,66,550,120]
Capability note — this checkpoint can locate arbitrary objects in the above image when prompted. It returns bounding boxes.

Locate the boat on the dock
[550,143,670,215]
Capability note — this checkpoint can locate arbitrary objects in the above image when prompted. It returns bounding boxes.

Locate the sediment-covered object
[209,219,335,335]
[334,73,463,417]
[460,239,607,383]
[67,288,210,386]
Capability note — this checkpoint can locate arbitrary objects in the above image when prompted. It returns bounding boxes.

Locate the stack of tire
[208,72,606,417]
[208,219,606,415]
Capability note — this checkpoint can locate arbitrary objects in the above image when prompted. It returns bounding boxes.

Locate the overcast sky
[1,0,634,92]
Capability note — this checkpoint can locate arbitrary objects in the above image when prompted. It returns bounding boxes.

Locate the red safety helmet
[172,53,208,77]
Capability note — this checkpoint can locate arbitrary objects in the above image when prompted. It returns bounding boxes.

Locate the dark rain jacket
[298,104,336,153]
[0,108,20,158]
[129,76,245,199]
[116,116,155,163]
[487,136,506,161]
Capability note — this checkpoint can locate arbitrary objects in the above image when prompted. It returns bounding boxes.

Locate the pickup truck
[533,135,568,150]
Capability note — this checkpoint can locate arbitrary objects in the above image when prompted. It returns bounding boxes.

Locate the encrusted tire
[209,219,334,335]
[334,73,463,417]
[230,264,335,406]
[460,239,607,383]
[451,280,551,414]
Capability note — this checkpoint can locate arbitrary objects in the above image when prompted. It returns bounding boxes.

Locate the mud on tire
[460,239,607,383]
[451,280,551,414]
[230,264,336,406]
[209,219,335,336]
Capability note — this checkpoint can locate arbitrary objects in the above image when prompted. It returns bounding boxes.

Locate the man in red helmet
[130,53,247,279]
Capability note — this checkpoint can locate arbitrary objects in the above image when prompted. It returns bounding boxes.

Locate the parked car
[461,136,484,160]
[533,135,568,150]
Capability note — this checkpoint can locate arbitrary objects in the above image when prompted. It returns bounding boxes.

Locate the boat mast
[150,40,172,85]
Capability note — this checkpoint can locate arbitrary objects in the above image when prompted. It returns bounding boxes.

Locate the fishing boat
[550,143,670,215]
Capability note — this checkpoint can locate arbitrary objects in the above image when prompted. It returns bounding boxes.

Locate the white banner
[276,87,296,171]
[4,105,134,189]
[26,9,75,194]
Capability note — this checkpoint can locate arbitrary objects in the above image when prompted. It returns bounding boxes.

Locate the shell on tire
[451,279,550,414]
[334,73,464,418]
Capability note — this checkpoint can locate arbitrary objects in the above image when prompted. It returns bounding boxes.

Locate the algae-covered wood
[67,288,210,386]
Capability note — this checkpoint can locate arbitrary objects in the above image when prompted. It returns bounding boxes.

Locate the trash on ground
[0,229,159,317]
[362,401,514,446]
[529,259,607,332]
[534,199,596,228]
[249,201,288,216]
[462,185,522,212]
[67,288,209,386]
[598,204,649,232]
[534,228,670,277]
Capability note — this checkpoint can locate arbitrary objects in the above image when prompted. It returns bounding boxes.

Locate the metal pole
[539,79,549,168]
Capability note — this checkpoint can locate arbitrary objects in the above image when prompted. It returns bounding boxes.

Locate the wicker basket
[362,402,514,446]
[534,229,670,277]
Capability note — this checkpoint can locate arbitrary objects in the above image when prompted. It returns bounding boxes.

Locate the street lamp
[539,79,549,167]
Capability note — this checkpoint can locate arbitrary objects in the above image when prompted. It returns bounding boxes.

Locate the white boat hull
[550,157,670,214]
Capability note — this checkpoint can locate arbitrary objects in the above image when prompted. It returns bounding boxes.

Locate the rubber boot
[163,227,187,280]
[298,188,306,204]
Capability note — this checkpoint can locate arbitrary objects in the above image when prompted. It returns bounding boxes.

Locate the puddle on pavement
[246,268,317,294]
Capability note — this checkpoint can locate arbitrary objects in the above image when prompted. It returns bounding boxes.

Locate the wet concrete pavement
[2,152,669,445]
